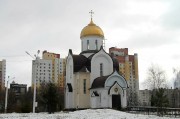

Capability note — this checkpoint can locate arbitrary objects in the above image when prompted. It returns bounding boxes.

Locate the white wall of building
[65,54,74,108]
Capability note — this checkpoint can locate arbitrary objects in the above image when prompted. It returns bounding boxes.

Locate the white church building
[65,17,128,109]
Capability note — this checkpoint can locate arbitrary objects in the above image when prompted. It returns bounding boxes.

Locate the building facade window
[83,79,86,94]
[100,63,103,76]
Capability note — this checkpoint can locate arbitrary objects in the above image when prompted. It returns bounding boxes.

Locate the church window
[100,63,103,76]
[87,40,89,50]
[95,40,98,50]
[83,79,86,94]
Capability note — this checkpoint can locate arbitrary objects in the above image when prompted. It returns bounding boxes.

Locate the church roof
[72,55,87,72]
[80,50,98,55]
[91,75,110,89]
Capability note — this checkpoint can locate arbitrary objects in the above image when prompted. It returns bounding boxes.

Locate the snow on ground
[0,109,177,119]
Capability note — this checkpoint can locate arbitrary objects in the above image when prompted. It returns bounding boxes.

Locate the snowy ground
[0,109,177,119]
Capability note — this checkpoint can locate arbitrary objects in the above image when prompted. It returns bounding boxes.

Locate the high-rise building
[59,58,66,92]
[42,50,60,84]
[32,51,66,91]
[138,89,151,106]
[0,59,6,91]
[174,71,180,89]
[109,47,139,106]
[32,58,52,87]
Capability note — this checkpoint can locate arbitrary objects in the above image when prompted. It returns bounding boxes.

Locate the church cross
[89,10,94,20]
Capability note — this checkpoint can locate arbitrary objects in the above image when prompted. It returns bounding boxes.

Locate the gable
[91,47,113,65]
[90,47,114,80]
[108,81,124,95]
[105,71,128,89]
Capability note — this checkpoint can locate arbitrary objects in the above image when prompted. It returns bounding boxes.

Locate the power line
[0,55,28,58]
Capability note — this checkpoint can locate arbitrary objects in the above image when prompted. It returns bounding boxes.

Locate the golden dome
[80,19,104,38]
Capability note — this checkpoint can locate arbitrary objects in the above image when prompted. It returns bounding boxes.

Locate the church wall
[100,89,109,108]
[74,72,90,109]
[108,95,112,108]
[91,97,99,108]
[65,91,73,109]
[90,87,127,108]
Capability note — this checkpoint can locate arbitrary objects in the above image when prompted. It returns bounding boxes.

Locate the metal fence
[127,106,180,117]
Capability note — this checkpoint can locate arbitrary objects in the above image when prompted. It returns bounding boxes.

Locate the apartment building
[0,59,6,91]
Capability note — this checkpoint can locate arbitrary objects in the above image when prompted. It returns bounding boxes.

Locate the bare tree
[144,64,167,90]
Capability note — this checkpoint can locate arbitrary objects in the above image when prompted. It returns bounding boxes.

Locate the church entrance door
[112,94,121,109]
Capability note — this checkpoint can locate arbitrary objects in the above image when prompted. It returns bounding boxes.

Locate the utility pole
[5,76,15,113]
[26,50,40,113]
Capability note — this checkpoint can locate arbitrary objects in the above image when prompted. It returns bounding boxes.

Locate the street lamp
[5,76,15,113]
[26,50,40,113]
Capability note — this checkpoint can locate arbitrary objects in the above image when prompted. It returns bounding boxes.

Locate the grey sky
[0,0,180,89]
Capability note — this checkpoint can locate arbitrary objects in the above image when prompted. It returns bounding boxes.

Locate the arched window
[83,79,86,94]
[95,40,98,50]
[100,63,103,76]
[87,40,89,50]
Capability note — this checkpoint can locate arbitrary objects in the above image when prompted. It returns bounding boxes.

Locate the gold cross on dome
[89,10,94,20]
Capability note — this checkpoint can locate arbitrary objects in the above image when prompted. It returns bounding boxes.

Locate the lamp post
[5,76,15,113]
[26,50,40,113]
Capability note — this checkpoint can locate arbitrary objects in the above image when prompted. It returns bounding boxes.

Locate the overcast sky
[1,0,180,89]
